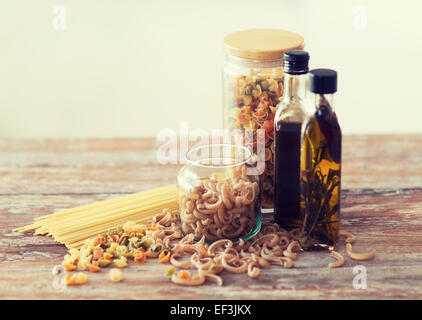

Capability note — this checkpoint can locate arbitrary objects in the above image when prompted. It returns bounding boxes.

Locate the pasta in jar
[177,144,261,241]
[224,70,283,209]
[223,29,305,210]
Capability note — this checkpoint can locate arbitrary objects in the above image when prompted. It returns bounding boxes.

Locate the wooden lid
[223,29,304,60]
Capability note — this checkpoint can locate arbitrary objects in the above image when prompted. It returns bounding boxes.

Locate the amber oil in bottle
[299,69,341,250]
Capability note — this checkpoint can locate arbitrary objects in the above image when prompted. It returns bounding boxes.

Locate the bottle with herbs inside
[299,69,341,251]
[274,50,309,228]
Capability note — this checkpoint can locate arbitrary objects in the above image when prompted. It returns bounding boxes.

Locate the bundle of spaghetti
[14,184,178,249]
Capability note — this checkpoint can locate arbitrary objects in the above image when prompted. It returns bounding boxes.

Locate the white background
[1,0,421,138]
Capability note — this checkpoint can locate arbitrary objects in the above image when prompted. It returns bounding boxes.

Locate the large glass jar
[177,144,261,242]
[222,29,304,212]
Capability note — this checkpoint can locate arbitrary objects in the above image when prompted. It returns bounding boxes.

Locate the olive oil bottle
[274,50,309,228]
[299,69,341,250]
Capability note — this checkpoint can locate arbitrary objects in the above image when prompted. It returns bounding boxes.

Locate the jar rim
[224,53,285,69]
[185,144,252,169]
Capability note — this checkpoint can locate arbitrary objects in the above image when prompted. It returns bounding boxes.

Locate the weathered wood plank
[1,261,421,300]
[1,136,422,195]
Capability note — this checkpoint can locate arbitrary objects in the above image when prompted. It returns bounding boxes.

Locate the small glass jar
[222,29,304,212]
[177,144,261,242]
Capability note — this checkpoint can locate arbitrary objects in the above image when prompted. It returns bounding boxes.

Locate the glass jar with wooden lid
[222,29,305,212]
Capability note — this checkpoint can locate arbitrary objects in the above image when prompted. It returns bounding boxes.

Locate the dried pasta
[346,243,376,261]
[328,250,345,268]
[109,268,124,282]
[178,165,259,241]
[13,185,178,248]
[163,219,300,286]
[339,230,355,244]
[22,190,377,286]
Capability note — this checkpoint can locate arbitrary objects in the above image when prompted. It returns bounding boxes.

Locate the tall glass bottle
[274,50,309,228]
[300,69,341,250]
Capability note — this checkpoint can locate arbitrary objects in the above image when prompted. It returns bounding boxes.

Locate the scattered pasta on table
[48,207,377,287]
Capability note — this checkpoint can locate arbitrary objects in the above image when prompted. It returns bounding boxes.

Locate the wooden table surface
[1,135,422,300]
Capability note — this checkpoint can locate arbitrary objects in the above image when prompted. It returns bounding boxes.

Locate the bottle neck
[282,73,307,102]
[313,93,335,111]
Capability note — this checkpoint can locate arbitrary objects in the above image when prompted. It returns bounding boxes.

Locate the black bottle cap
[283,50,309,75]
[309,69,337,94]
